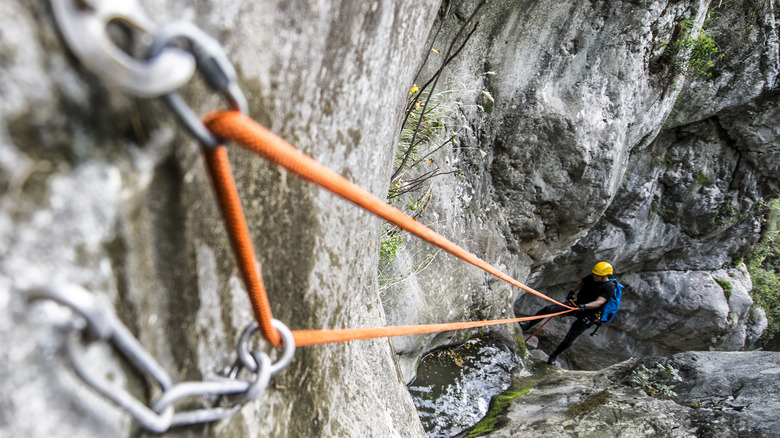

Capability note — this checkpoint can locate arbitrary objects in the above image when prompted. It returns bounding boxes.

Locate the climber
[517,261,616,366]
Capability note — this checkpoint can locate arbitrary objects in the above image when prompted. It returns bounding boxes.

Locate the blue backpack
[600,279,623,323]
[591,279,623,335]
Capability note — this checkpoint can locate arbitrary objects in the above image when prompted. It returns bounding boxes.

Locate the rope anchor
[50,0,196,97]
[44,0,578,430]
[27,283,292,433]
[49,0,576,349]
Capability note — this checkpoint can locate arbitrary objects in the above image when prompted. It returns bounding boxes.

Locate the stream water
[407,337,517,437]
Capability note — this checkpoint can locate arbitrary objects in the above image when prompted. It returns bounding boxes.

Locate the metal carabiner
[28,283,174,390]
[28,283,279,432]
[66,331,176,433]
[50,0,196,97]
[147,22,249,148]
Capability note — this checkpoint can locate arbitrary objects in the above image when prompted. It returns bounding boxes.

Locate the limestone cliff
[384,0,779,374]
[1,0,778,437]
[1,0,436,436]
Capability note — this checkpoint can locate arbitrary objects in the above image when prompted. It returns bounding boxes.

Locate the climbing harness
[28,283,293,433]
[522,297,578,342]
[34,0,576,431]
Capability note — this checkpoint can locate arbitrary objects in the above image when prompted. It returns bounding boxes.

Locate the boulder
[483,351,780,438]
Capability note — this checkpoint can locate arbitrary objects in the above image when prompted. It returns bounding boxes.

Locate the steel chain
[42,1,293,432]
[28,284,294,433]
[43,0,295,433]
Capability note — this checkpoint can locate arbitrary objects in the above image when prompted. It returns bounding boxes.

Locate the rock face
[483,351,780,438]
[2,0,779,437]
[384,0,779,373]
[522,0,779,369]
[1,1,437,437]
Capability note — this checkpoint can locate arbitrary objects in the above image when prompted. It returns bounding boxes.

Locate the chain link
[28,283,293,433]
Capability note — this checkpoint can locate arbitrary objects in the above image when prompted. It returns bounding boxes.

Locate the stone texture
[385,0,779,375]
[2,0,779,435]
[484,351,780,438]
[0,0,437,436]
[519,0,779,369]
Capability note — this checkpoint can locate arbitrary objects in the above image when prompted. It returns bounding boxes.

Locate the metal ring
[237,319,295,376]
[165,351,270,428]
[50,0,196,97]
[241,351,272,402]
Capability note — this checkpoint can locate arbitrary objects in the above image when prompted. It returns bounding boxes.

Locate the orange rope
[201,110,575,345]
[523,298,577,342]
[524,316,553,343]
[203,146,281,346]
[293,311,571,346]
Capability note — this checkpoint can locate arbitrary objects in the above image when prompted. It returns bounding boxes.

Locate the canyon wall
[384,0,778,373]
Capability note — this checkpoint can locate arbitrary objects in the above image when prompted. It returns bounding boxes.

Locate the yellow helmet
[592,261,613,276]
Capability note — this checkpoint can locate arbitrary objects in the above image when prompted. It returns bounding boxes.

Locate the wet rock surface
[484,351,780,438]
[408,337,517,437]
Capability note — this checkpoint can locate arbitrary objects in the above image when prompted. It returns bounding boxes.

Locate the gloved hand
[566,291,576,301]
[578,304,587,311]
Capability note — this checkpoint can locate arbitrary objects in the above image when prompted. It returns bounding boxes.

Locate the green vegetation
[566,390,611,418]
[463,359,562,437]
[716,200,742,226]
[464,386,531,437]
[745,199,780,346]
[672,13,724,79]
[694,172,711,186]
[716,279,733,300]
[379,0,487,274]
[389,86,464,207]
[514,334,528,357]
[631,363,683,399]
[651,195,674,216]
[652,10,724,80]
[687,398,704,409]
[379,225,403,264]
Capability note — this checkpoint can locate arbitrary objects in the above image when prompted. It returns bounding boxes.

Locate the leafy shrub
[745,199,780,346]
[631,363,683,399]
[652,11,724,80]
[675,13,725,79]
